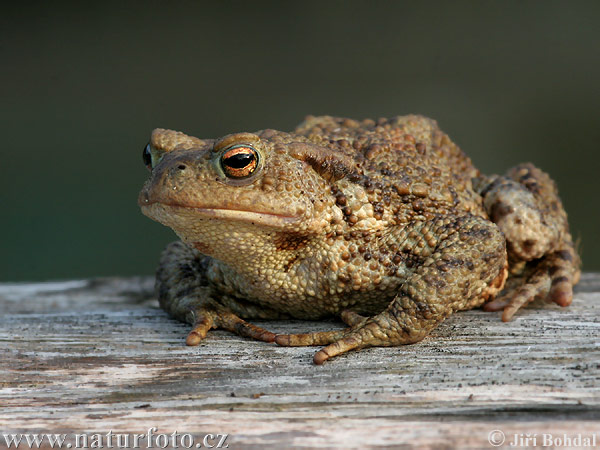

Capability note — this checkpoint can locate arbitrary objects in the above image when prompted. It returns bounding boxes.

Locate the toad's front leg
[276,215,508,364]
[157,241,288,345]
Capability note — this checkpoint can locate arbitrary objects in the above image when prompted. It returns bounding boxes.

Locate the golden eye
[220,145,259,178]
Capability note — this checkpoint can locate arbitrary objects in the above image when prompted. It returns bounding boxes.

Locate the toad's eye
[143,143,152,170]
[220,145,259,178]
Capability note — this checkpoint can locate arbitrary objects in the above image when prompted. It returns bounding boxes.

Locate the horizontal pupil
[225,153,254,169]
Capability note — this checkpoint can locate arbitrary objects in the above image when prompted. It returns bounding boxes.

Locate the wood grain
[1,274,599,448]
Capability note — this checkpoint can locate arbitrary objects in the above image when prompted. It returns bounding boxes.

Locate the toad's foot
[276,311,415,365]
[184,298,276,345]
[483,247,580,321]
[157,241,285,345]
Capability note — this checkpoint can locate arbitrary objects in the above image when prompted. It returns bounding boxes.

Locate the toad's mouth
[140,201,303,228]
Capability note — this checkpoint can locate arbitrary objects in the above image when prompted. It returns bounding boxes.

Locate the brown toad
[138,115,580,364]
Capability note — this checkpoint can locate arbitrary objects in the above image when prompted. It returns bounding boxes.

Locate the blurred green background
[1,1,598,282]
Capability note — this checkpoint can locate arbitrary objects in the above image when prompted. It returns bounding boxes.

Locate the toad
[138,115,580,364]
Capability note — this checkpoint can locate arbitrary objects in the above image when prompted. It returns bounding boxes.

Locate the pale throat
[173,219,311,277]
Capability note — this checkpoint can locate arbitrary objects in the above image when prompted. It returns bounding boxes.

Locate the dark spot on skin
[275,233,308,251]
[490,202,514,222]
[524,181,540,194]
[517,172,542,194]
[555,250,573,262]
[178,263,196,279]
[519,172,532,182]
[522,239,536,251]
[476,177,503,198]
[400,324,413,336]
[283,254,299,272]
[552,276,569,286]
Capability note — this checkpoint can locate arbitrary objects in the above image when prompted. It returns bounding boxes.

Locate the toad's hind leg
[277,215,507,364]
[157,241,287,345]
[475,163,581,321]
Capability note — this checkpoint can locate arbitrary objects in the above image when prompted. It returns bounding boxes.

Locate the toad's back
[295,115,486,223]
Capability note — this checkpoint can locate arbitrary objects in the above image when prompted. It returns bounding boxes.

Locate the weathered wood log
[1,274,599,448]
